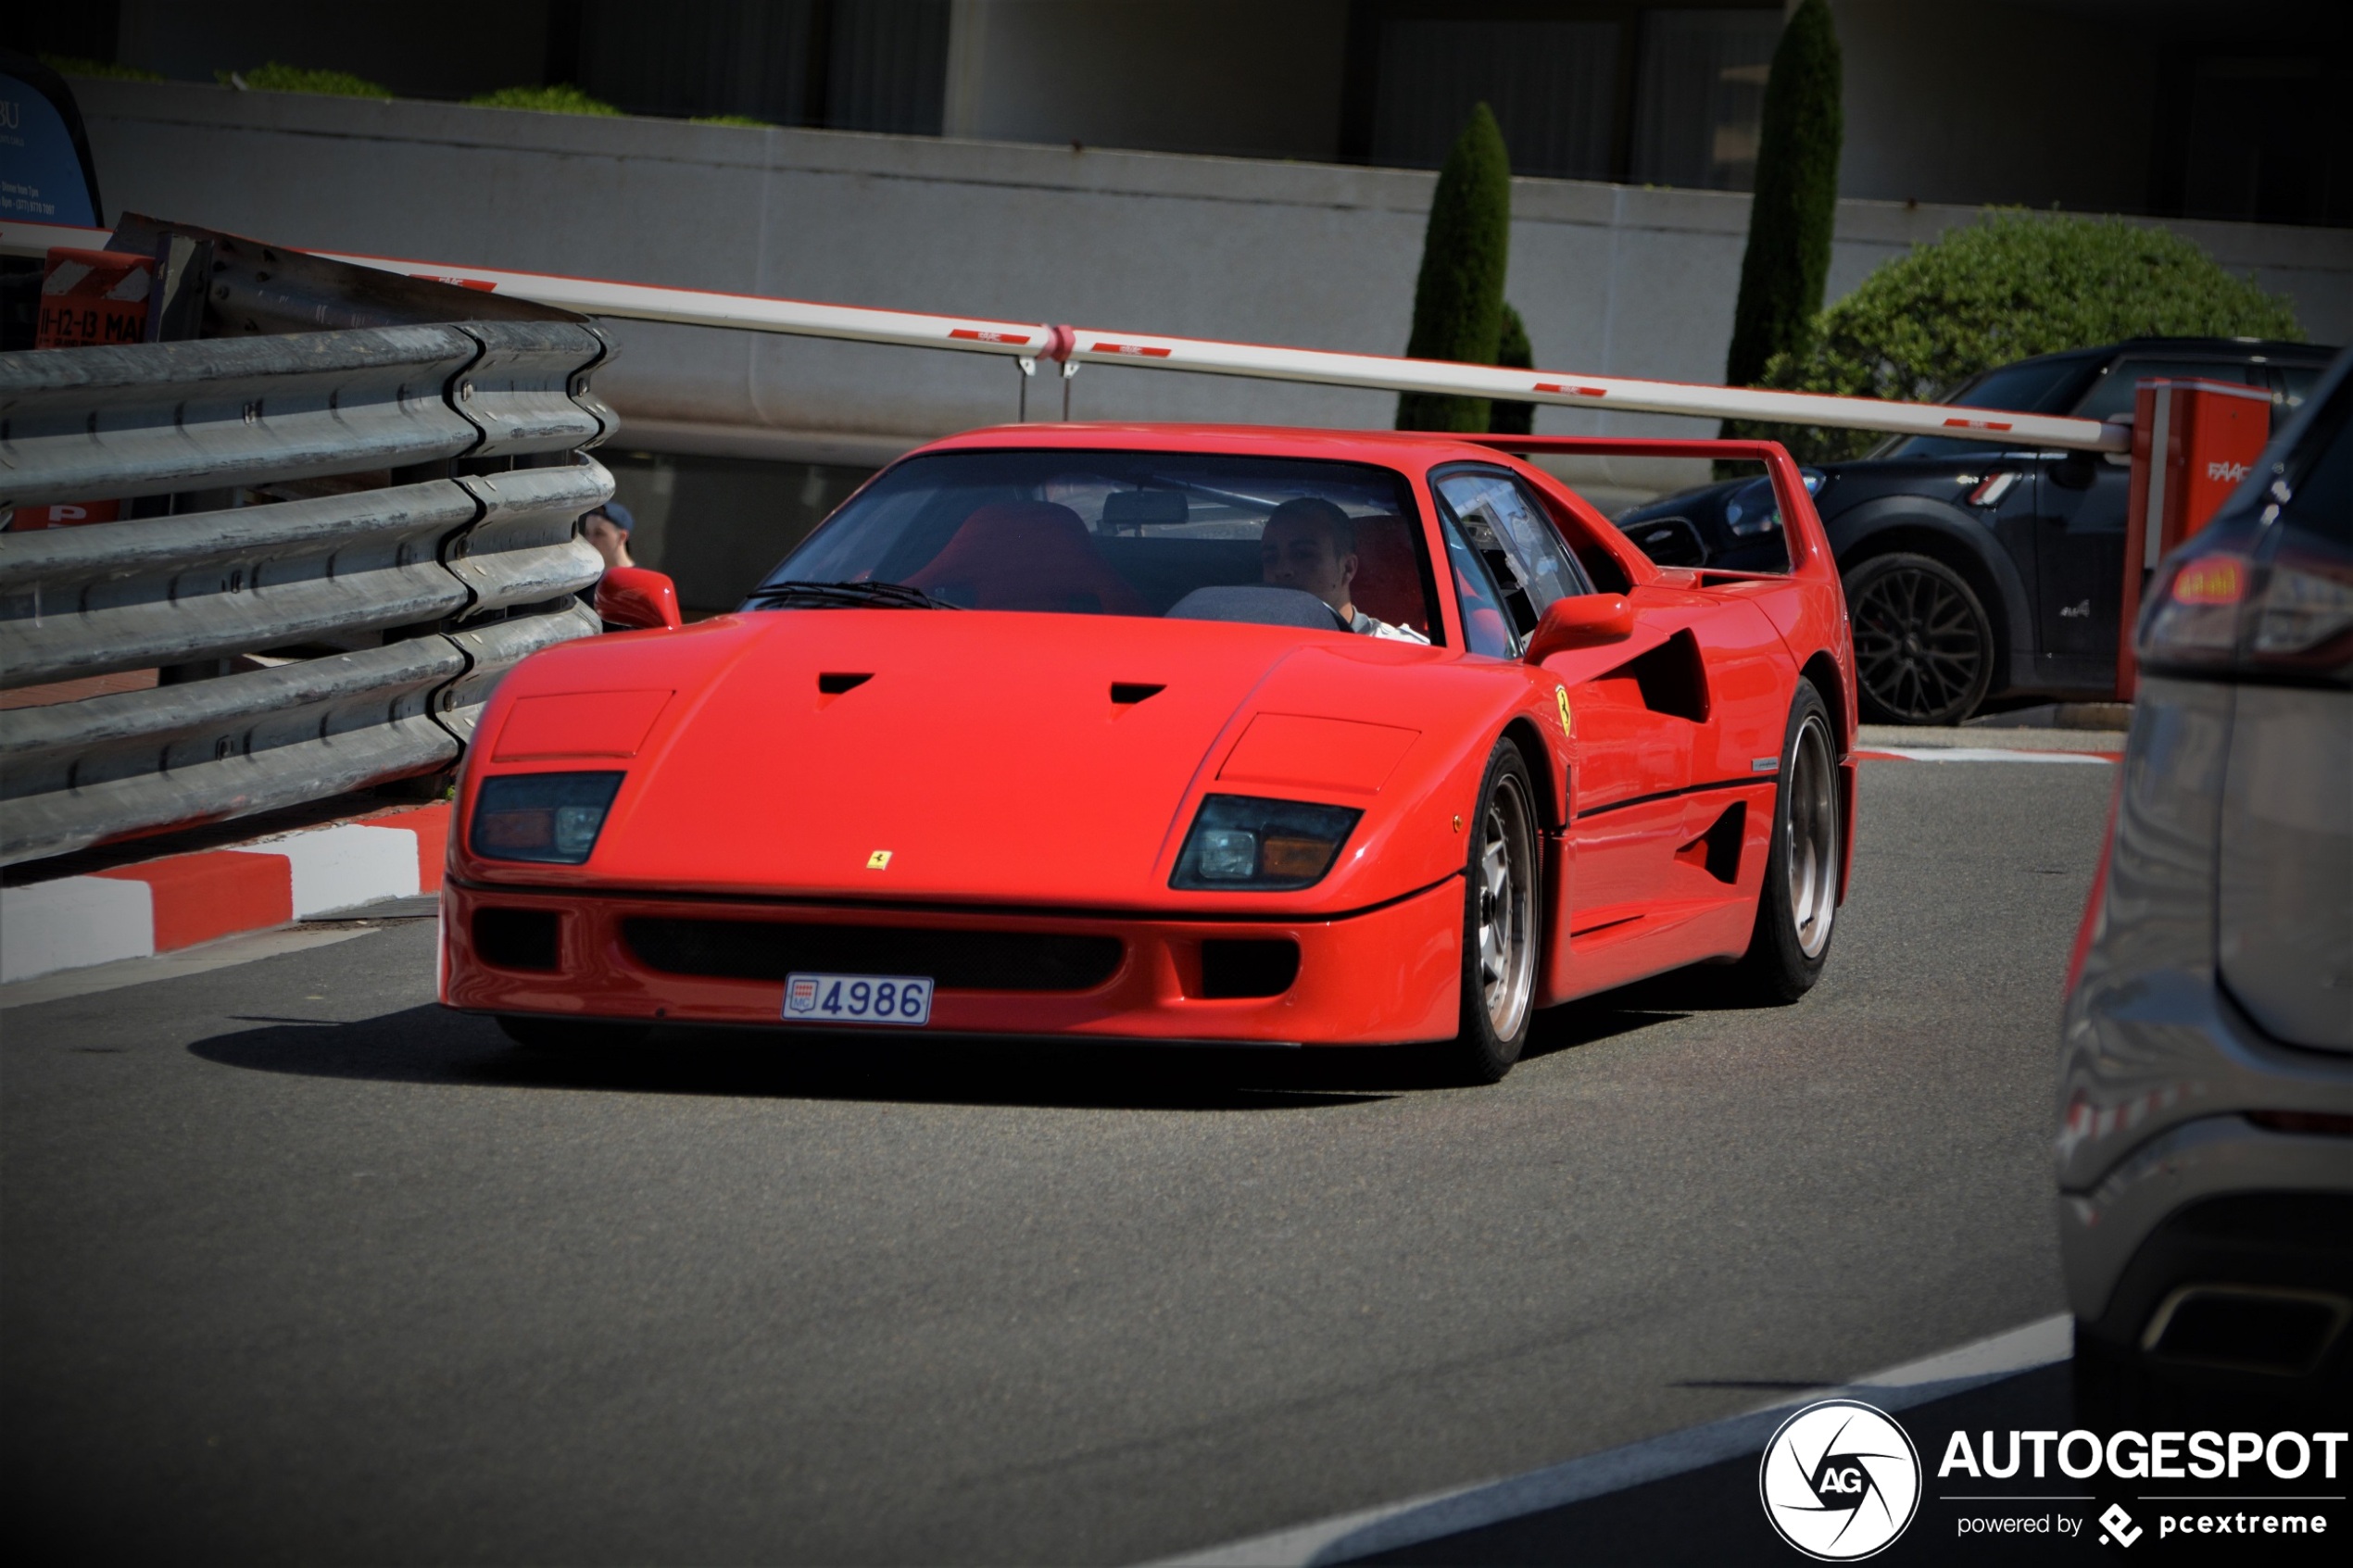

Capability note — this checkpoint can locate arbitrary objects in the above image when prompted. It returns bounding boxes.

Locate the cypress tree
[1398,103,1511,433]
[1723,0,1843,394]
[1489,303,1535,434]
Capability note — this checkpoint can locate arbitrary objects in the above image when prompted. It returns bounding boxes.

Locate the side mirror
[595,567,683,631]
[1523,594,1634,663]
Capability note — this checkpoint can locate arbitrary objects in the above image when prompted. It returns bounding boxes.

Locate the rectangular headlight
[1171,795,1362,891]
[471,771,625,864]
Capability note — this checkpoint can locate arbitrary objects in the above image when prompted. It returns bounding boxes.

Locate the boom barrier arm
[3,220,2129,455]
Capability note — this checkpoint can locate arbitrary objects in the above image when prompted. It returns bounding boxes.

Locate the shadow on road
[190,1003,1395,1110]
[188,973,1705,1110]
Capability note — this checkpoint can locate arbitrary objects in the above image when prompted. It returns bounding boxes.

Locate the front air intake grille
[623,918,1123,992]
[1198,938,1300,998]
[473,908,560,971]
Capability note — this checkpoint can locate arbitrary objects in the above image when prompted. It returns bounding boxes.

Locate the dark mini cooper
[1618,337,2338,723]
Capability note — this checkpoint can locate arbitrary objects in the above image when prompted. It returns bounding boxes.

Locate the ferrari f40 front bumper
[440,876,1465,1046]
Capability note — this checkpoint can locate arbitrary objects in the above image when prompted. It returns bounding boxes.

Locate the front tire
[1730,680,1841,1002]
[1432,744,1542,1085]
[1844,551,1994,725]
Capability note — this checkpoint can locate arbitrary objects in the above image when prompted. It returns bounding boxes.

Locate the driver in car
[1260,498,1428,642]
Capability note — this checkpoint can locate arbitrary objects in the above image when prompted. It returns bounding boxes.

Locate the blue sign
[0,72,101,227]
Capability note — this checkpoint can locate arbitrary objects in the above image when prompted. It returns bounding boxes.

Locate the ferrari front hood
[579,609,1415,906]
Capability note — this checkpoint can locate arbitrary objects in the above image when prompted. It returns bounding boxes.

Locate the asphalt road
[2,757,2114,1565]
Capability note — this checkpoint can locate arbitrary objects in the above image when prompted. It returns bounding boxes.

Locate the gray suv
[2058,347,2351,1420]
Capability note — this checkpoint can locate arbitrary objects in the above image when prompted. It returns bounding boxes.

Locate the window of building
[572,0,949,134]
[1344,3,1783,189]
[1368,16,1622,181]
[2173,56,2351,229]
[1628,7,1779,192]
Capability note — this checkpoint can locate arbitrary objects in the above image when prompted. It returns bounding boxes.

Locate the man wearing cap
[584,502,635,570]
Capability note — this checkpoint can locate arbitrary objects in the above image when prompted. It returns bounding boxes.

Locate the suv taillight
[2141,540,2353,683]
[2138,385,2352,686]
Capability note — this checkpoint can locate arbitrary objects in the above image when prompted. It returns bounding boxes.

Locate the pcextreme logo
[1759,1399,1922,1560]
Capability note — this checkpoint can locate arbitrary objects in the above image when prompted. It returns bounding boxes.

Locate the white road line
[1149,1314,2072,1568]
[1859,746,2116,764]
[0,924,376,1010]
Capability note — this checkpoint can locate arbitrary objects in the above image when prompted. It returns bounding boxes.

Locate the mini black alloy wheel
[1844,552,1994,725]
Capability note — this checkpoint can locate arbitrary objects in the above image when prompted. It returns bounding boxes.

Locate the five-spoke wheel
[1438,744,1541,1084]
[1730,679,1843,1001]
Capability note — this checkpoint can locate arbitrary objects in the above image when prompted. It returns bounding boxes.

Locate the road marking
[1856,746,2117,764]
[0,924,377,1010]
[1148,1314,2072,1568]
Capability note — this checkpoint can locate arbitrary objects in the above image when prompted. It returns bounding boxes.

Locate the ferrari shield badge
[866,849,893,870]
[1554,686,1572,738]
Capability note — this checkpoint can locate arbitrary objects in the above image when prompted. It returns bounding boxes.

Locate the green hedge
[221,62,391,97]
[39,54,164,82]
[1738,211,2304,462]
[1398,103,1511,433]
[468,84,621,116]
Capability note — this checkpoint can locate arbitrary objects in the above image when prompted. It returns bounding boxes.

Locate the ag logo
[1758,1399,1920,1560]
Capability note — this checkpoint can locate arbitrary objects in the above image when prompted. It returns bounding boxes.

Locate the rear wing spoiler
[1459,434,1837,588]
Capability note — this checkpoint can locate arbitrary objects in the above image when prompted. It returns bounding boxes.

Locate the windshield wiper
[741,580,960,611]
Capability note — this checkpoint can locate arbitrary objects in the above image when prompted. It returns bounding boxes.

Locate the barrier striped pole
[1051,326,2126,451]
[2,220,2129,453]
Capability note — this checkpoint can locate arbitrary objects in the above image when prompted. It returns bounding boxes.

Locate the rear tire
[1845,552,1994,725]
[1431,743,1542,1085]
[1730,680,1840,1003]
[496,1015,651,1051]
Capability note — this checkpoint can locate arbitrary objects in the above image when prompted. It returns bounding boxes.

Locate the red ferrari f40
[441,426,1856,1082]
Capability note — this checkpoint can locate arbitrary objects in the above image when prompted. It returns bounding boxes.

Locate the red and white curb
[0,805,449,985]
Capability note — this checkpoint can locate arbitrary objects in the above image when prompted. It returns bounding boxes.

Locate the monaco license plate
[783,972,934,1026]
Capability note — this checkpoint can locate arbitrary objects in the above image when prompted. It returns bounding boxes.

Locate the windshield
[1869,355,2096,460]
[756,450,1442,640]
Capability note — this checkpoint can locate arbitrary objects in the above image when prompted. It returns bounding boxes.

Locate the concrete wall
[76,79,2353,497]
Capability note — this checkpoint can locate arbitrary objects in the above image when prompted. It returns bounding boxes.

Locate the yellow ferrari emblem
[1554,686,1573,738]
[866,849,893,870]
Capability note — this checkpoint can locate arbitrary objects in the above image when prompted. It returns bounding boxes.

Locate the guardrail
[0,319,614,867]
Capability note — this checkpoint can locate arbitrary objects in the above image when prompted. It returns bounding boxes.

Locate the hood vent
[1111,683,1165,705]
[817,672,873,695]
